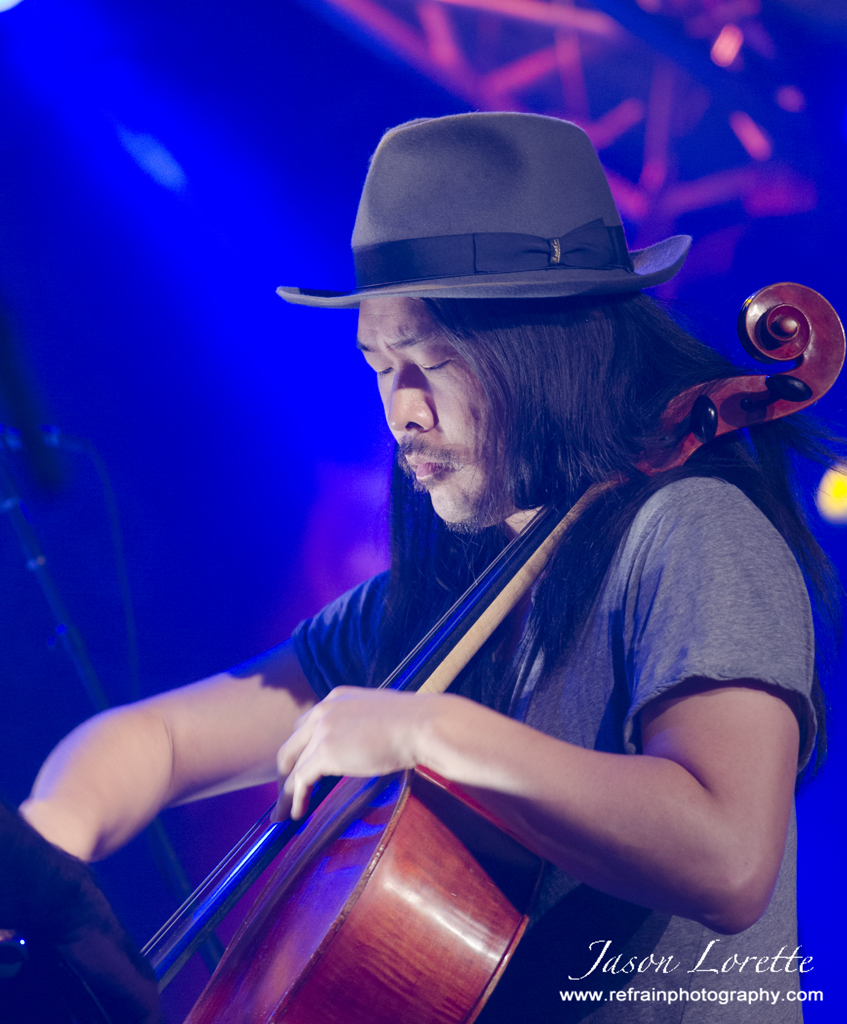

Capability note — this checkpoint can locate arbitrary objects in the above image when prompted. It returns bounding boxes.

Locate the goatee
[396,440,512,534]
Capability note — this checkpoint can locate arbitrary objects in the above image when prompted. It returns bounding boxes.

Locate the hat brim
[277,235,691,309]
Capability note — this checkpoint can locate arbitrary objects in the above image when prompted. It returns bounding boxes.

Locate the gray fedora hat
[277,112,690,309]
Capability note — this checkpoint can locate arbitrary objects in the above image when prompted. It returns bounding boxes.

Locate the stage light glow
[116,126,187,192]
[816,466,847,524]
[0,0,26,10]
[711,24,743,68]
[776,85,806,113]
[729,111,772,161]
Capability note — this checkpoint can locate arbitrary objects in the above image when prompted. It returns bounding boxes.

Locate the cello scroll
[638,282,846,476]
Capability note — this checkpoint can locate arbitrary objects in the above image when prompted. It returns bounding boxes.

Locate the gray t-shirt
[293,478,816,1022]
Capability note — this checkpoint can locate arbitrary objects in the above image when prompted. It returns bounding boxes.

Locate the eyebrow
[355,335,427,353]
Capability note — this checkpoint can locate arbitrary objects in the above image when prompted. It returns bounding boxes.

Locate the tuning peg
[764,374,813,403]
[690,394,718,443]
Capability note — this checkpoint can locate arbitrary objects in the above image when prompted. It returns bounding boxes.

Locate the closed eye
[424,360,451,371]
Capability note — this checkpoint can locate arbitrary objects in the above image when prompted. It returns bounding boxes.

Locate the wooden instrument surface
[638,282,845,475]
[185,770,542,1024]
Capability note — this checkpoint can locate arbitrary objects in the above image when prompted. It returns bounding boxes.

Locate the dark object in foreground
[0,801,163,1024]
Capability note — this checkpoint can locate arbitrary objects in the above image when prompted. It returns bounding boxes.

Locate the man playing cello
[17,113,835,1021]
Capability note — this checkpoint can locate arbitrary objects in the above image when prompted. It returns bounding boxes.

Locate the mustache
[396,438,463,472]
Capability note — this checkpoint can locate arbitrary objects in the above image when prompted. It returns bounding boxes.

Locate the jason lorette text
[569,940,814,981]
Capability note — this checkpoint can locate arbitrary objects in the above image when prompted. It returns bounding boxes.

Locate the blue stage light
[116,124,188,193]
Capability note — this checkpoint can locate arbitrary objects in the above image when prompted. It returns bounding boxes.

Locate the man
[19,114,829,1021]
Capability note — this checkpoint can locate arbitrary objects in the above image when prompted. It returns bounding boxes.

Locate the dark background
[0,0,844,1019]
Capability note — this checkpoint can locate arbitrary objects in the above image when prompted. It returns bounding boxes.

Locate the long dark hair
[372,293,841,782]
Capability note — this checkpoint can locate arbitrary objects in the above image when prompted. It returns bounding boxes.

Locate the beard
[396,437,513,534]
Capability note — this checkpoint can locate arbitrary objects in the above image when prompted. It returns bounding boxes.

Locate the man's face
[357,296,510,530]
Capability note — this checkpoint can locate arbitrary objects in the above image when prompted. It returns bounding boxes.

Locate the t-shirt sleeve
[291,572,390,699]
[617,478,817,767]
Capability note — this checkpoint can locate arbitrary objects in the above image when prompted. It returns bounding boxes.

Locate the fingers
[289,760,319,821]
[271,786,291,824]
[276,714,313,779]
[272,745,324,822]
[275,693,347,785]
[273,706,324,821]
[275,688,355,772]
[272,687,430,822]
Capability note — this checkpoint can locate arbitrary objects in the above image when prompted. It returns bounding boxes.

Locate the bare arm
[20,640,316,862]
[275,678,799,935]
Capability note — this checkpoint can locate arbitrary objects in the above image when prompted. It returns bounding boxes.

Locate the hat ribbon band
[353,219,633,289]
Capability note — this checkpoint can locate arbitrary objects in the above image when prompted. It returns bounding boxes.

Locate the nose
[386,368,435,434]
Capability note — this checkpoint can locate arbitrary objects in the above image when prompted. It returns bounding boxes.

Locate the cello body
[185,770,542,1024]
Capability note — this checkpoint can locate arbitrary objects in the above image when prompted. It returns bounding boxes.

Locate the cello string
[142,802,273,953]
[143,777,339,990]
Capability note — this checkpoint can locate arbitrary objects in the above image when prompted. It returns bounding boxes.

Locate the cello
[140,283,844,1023]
